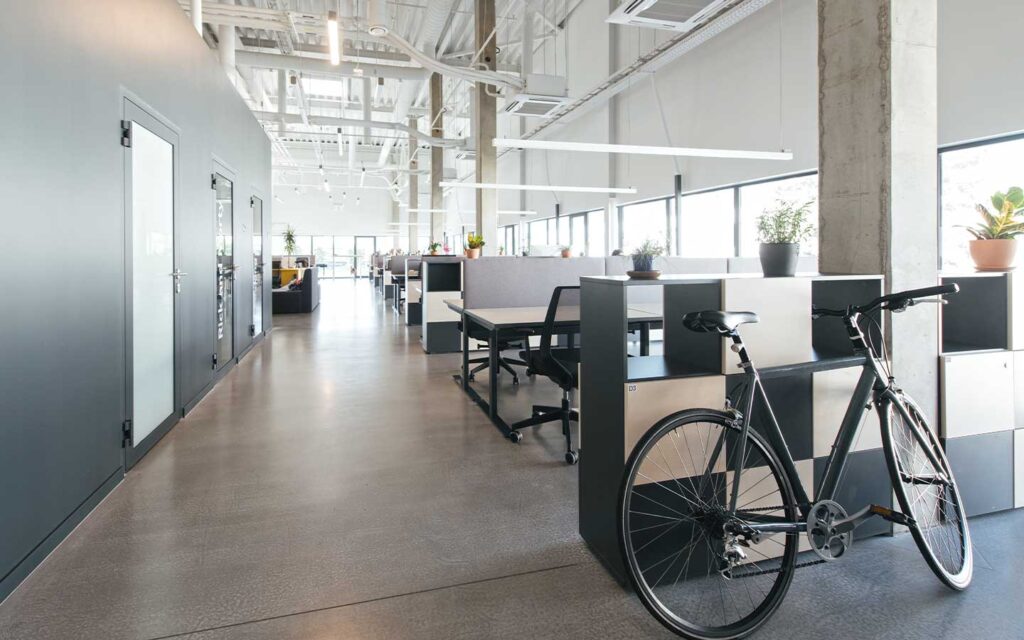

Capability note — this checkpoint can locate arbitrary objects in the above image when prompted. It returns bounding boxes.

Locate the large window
[502,225,518,255]
[940,136,1024,270]
[557,216,571,247]
[588,210,606,257]
[679,190,733,257]
[620,198,670,254]
[527,217,557,250]
[570,214,587,255]
[738,174,818,257]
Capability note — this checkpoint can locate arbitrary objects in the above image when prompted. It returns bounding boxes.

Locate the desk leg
[488,328,499,420]
[461,316,470,391]
[640,324,650,356]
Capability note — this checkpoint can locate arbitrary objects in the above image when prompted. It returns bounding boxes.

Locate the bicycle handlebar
[812,283,959,319]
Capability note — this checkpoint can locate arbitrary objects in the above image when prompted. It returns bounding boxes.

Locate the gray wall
[0,0,271,601]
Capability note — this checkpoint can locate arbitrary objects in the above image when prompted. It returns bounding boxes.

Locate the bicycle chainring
[806,500,852,561]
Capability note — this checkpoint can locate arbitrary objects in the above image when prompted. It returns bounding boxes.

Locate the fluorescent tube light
[439,181,637,195]
[492,138,793,161]
[323,179,331,193]
[327,11,341,66]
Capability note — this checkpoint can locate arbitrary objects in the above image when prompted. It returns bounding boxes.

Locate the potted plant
[965,187,1024,271]
[283,226,297,267]
[628,239,664,279]
[756,200,815,277]
[427,241,442,256]
[464,233,485,259]
[559,245,572,258]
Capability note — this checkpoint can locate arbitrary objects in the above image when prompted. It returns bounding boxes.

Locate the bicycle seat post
[729,331,754,372]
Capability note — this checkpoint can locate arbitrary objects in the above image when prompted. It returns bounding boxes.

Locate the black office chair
[458,320,532,384]
[510,286,580,465]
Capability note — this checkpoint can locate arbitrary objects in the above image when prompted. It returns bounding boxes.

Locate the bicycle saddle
[683,310,760,334]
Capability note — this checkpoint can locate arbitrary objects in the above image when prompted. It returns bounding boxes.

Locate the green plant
[428,241,442,253]
[283,226,298,255]
[465,233,485,249]
[559,245,571,252]
[630,239,664,259]
[967,187,1024,240]
[757,200,815,244]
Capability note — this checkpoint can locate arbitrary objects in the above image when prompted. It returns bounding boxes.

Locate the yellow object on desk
[274,268,302,286]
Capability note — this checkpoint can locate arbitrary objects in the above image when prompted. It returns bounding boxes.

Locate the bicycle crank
[806,500,852,561]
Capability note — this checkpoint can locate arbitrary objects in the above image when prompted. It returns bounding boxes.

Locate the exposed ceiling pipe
[218,23,236,81]
[235,50,427,81]
[377,79,421,167]
[380,31,524,93]
[252,111,466,147]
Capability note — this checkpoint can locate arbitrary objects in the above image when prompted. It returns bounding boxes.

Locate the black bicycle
[618,285,972,639]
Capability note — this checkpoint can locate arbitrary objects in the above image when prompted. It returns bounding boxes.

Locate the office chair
[510,286,580,465]
[458,320,532,384]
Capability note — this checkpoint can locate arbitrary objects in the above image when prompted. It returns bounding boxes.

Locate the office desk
[445,299,662,439]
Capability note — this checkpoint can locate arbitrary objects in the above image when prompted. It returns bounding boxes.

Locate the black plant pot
[632,255,654,272]
[759,243,799,277]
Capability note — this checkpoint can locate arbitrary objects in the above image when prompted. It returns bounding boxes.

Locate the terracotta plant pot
[969,239,1017,271]
[465,247,481,259]
[429,250,438,256]
[561,249,571,258]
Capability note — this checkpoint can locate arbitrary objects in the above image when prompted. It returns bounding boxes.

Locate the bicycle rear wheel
[618,409,799,640]
[881,394,972,590]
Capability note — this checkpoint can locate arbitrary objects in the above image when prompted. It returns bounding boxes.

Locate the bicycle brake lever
[915,298,948,305]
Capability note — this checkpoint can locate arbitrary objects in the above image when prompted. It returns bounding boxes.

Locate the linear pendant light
[439,181,637,195]
[403,207,537,216]
[492,138,793,161]
[327,11,341,66]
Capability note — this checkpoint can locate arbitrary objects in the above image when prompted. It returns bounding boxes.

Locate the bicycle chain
[730,558,826,579]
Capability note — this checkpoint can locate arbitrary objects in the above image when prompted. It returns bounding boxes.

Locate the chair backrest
[540,286,581,356]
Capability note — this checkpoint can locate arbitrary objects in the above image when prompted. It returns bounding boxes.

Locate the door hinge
[212,353,219,369]
[250,196,255,207]
[249,323,256,337]
[211,174,217,190]
[120,120,131,147]
[122,419,132,448]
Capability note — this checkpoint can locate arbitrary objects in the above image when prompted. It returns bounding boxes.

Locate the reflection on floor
[0,279,1020,639]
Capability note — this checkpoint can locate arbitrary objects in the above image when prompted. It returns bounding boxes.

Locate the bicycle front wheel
[881,394,973,590]
[618,409,799,640]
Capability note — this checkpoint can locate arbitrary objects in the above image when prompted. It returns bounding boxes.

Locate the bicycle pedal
[867,504,915,527]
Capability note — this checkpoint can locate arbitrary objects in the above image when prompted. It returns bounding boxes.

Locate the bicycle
[617,284,972,639]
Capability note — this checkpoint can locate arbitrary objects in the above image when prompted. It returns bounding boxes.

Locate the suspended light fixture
[327,11,341,66]
[360,167,366,188]
[323,179,331,193]
[492,138,793,161]
[439,181,637,195]
[337,127,344,156]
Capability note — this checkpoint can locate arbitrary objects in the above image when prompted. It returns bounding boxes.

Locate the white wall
[272,185,394,236]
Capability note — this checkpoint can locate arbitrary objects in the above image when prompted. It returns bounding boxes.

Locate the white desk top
[451,304,660,330]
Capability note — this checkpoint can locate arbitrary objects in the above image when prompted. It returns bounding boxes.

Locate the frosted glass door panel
[215,173,234,369]
[131,124,175,445]
[252,196,264,336]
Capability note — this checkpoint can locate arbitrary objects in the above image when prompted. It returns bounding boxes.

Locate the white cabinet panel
[624,376,726,461]
[1015,429,1024,509]
[812,368,882,458]
[1016,351,1024,429]
[940,351,1014,438]
[721,278,812,373]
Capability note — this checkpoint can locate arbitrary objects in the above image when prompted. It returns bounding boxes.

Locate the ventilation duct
[608,0,734,32]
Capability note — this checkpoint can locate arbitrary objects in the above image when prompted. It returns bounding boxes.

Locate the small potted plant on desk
[560,245,572,258]
[464,233,485,259]
[965,187,1024,271]
[428,241,442,256]
[628,239,664,279]
[757,200,815,277]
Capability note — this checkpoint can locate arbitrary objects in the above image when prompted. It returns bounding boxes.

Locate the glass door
[335,235,355,278]
[313,235,335,279]
[214,170,234,371]
[252,196,264,337]
[124,100,179,468]
[355,236,375,277]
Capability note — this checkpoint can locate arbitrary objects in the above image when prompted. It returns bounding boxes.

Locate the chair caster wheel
[565,451,579,465]
[509,431,523,443]
[512,377,520,386]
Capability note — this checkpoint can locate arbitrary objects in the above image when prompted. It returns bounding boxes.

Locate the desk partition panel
[462,257,606,309]
[421,257,465,353]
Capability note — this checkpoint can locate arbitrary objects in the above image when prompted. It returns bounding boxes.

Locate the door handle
[170,270,188,294]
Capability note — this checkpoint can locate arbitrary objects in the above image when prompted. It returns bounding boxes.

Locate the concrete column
[276,69,287,136]
[362,77,373,145]
[818,0,939,418]
[429,73,445,244]
[474,0,498,254]
[191,0,203,34]
[218,23,236,83]
[408,117,419,250]
[391,201,401,250]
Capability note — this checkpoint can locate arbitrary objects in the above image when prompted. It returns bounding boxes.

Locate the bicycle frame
[725,312,893,534]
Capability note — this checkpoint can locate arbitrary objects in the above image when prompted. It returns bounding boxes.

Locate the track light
[439,181,637,195]
[327,11,341,66]
[492,138,794,161]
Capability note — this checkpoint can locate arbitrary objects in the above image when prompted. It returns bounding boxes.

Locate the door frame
[245,191,268,353]
[123,97,182,470]
[354,235,376,278]
[211,158,238,376]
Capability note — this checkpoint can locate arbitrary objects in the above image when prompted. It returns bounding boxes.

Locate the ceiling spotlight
[318,164,325,176]
[294,187,300,195]
[323,179,331,193]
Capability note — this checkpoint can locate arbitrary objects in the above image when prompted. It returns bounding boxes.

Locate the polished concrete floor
[0,279,1021,640]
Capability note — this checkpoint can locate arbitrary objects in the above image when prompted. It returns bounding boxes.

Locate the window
[620,199,670,254]
[528,218,551,248]
[738,174,818,257]
[587,210,606,256]
[502,225,518,255]
[570,214,586,255]
[940,136,1024,270]
[679,190,734,257]
[557,216,571,247]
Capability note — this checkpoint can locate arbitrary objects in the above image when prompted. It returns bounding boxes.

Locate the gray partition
[463,257,606,308]
[421,257,465,353]
[604,256,729,304]
[389,255,407,274]
[728,255,819,274]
